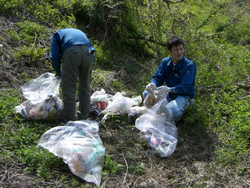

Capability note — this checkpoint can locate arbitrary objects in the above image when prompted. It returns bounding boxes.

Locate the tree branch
[162,0,185,17]
[215,7,249,32]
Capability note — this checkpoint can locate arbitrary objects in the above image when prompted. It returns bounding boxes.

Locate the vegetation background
[0,0,249,187]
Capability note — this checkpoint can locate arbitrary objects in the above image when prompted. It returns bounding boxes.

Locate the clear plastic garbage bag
[91,88,111,103]
[90,88,112,110]
[38,120,105,186]
[128,106,147,118]
[135,97,178,157]
[102,92,140,115]
[21,72,61,101]
[101,92,141,122]
[143,93,161,109]
[15,72,63,120]
[15,96,63,120]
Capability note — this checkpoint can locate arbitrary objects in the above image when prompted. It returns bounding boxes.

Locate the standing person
[49,28,96,123]
[143,36,196,122]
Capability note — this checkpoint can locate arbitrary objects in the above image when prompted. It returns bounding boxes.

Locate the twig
[165,176,187,186]
[39,36,47,48]
[6,73,17,88]
[99,116,121,143]
[162,0,185,17]
[121,154,128,187]
[33,32,37,47]
[116,124,140,142]
[100,177,108,188]
[238,95,250,100]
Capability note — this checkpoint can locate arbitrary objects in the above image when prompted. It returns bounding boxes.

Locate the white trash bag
[38,120,105,186]
[101,92,142,122]
[102,92,140,115]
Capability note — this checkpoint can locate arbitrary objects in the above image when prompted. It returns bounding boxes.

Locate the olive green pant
[61,45,94,123]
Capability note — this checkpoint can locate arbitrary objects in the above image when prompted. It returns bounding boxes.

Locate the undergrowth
[0,0,249,187]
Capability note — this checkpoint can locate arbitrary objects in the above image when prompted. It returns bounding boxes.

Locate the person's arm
[49,32,62,75]
[151,58,169,87]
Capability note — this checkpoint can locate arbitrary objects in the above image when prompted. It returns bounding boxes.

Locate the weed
[17,21,49,44]
[130,162,145,175]
[103,155,124,175]
[0,0,250,187]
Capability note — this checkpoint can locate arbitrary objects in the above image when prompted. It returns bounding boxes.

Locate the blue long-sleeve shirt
[151,56,196,99]
[49,28,92,74]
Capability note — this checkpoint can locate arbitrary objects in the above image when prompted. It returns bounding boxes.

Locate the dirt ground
[1,111,246,187]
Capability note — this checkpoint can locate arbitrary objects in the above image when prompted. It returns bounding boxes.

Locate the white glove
[145,83,157,94]
[154,86,171,98]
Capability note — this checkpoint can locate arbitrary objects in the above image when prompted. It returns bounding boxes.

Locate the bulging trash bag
[38,120,105,186]
[102,92,139,115]
[135,97,178,157]
[127,106,147,122]
[143,93,161,109]
[15,72,63,120]
[15,96,63,120]
[91,88,111,103]
[90,88,112,110]
[101,92,141,122]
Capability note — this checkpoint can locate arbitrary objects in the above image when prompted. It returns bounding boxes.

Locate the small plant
[16,46,47,64]
[16,21,49,43]
[103,155,124,175]
[0,89,21,123]
[128,162,145,175]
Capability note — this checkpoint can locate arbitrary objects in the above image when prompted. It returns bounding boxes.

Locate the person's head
[167,36,185,64]
[166,36,184,50]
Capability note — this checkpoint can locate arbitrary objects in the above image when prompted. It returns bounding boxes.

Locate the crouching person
[143,36,196,122]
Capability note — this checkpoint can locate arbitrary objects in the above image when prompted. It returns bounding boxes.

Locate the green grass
[0,0,249,186]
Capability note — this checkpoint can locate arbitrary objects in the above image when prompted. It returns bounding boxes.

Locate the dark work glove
[55,72,61,79]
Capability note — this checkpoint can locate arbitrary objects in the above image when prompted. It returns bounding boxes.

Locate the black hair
[166,36,185,50]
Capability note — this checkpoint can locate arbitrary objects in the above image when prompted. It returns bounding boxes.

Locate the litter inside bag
[135,97,178,157]
[90,88,112,110]
[15,96,63,120]
[143,93,160,109]
[101,92,142,122]
[15,72,63,120]
[127,106,147,122]
[102,92,141,115]
[91,88,111,103]
[38,120,105,186]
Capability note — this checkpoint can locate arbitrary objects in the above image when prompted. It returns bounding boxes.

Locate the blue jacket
[151,56,196,99]
[49,28,92,74]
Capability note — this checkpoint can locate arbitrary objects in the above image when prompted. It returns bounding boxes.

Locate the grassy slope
[0,0,249,187]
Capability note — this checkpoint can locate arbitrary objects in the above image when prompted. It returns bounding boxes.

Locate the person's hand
[154,86,171,98]
[145,83,157,94]
[55,72,61,79]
